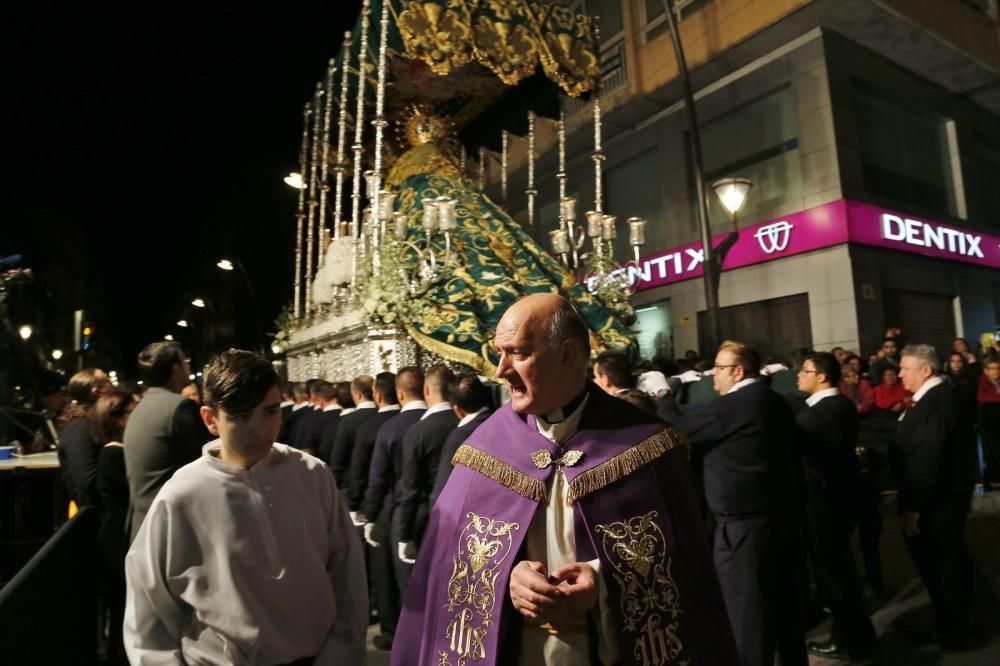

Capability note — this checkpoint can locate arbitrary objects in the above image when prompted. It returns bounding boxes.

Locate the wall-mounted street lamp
[177,320,189,328]
[217,259,235,271]
[18,325,32,340]
[191,298,206,308]
[51,349,63,360]
[712,178,753,222]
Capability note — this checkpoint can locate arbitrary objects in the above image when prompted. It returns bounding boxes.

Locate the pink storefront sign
[619,200,1000,292]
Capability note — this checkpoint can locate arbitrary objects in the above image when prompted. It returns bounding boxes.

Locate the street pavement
[365,492,1000,665]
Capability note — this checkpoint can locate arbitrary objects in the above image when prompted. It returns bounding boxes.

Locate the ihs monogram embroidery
[595,511,687,665]
[442,512,519,665]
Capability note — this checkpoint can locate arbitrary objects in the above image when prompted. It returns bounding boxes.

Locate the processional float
[279,0,650,380]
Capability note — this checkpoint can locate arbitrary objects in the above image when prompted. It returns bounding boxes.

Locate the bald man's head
[494,293,590,415]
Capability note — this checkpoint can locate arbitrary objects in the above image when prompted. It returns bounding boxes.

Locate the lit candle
[601,214,617,241]
[627,216,646,246]
[586,210,603,237]
[421,198,438,230]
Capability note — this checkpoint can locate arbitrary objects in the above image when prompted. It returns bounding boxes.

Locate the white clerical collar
[726,377,762,395]
[291,402,309,411]
[537,394,589,445]
[912,376,944,403]
[401,399,427,412]
[458,407,488,428]
[421,401,453,420]
[806,387,841,407]
[378,404,401,413]
[355,401,377,410]
[280,400,294,408]
[323,403,342,412]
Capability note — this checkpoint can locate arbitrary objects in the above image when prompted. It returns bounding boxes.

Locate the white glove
[636,371,670,397]
[349,511,365,527]
[363,522,379,548]
[398,541,417,564]
[762,363,787,376]
[678,370,702,384]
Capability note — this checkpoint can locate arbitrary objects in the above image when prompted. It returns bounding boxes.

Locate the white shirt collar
[322,403,342,412]
[912,375,944,403]
[378,404,401,413]
[291,402,309,411]
[280,400,294,408]
[420,401,453,420]
[458,407,489,428]
[401,399,427,413]
[726,377,761,395]
[340,407,355,416]
[355,400,377,410]
[806,386,841,407]
[536,394,589,445]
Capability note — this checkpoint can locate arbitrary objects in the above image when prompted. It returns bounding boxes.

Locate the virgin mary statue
[362,104,634,374]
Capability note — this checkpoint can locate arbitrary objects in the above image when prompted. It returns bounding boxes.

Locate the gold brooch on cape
[531,449,584,469]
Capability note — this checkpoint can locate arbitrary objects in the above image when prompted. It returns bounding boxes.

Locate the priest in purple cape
[391,294,738,665]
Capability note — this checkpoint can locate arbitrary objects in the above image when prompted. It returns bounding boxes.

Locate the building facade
[491,0,1000,360]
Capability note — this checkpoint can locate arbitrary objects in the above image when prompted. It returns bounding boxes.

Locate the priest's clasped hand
[509,560,598,621]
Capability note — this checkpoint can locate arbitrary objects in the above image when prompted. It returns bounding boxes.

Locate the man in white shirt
[124,350,368,665]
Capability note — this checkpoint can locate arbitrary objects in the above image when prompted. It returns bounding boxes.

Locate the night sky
[4,1,361,376]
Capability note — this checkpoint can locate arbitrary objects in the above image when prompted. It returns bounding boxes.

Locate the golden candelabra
[318,57,336,258]
[305,82,323,313]
[350,0,372,289]
[333,32,352,240]
[369,0,391,273]
[293,103,310,319]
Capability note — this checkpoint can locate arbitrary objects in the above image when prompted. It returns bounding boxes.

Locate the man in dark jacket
[395,365,457,595]
[658,340,806,666]
[278,381,309,446]
[347,373,398,515]
[361,367,426,651]
[328,375,377,497]
[299,380,339,455]
[430,373,491,505]
[123,342,210,542]
[795,352,875,659]
[892,344,976,645]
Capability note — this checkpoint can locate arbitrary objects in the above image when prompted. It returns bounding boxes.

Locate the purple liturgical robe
[391,383,738,665]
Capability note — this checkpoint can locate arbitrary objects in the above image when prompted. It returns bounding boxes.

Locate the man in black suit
[893,344,976,645]
[361,367,426,651]
[328,375,377,497]
[795,352,875,659]
[277,382,295,442]
[289,379,323,448]
[347,372,399,516]
[592,350,633,395]
[658,340,806,666]
[395,364,457,595]
[317,381,353,463]
[278,381,309,446]
[299,380,340,455]
[430,372,491,505]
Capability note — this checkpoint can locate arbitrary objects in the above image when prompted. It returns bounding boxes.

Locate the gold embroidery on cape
[452,444,548,503]
[595,511,686,665]
[443,512,520,665]
[396,0,600,97]
[566,428,688,504]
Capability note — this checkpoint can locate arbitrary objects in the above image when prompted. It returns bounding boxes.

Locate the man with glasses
[658,340,806,666]
[794,352,876,659]
[124,341,210,542]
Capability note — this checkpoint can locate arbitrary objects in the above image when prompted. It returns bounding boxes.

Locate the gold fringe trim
[567,428,688,505]
[452,444,548,505]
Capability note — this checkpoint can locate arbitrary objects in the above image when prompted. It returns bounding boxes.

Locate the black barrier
[0,507,99,665]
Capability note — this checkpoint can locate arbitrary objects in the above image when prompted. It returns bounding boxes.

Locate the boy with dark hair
[124,350,367,664]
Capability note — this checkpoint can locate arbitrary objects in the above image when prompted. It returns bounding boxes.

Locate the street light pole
[662,0,723,350]
[218,259,265,355]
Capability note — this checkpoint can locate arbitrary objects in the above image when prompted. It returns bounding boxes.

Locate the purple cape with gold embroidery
[390,383,738,665]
